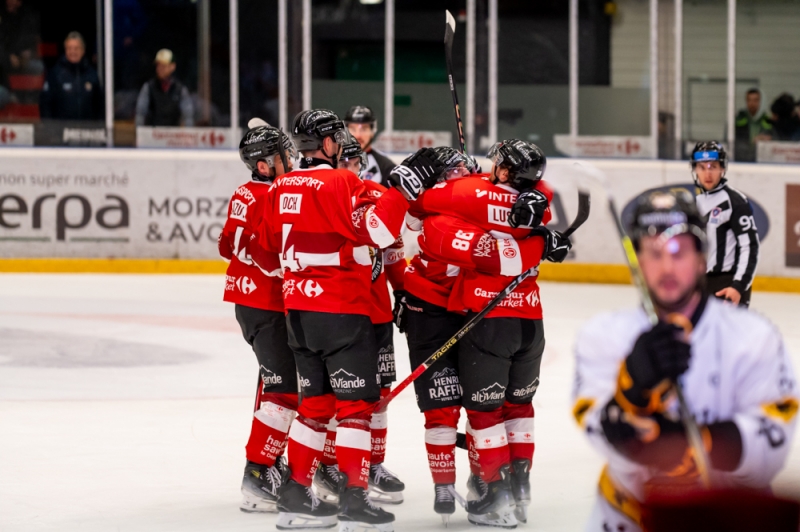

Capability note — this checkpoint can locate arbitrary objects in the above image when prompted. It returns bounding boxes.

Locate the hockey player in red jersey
[407,139,571,527]
[258,109,445,532]
[218,124,298,513]
[393,146,477,523]
[313,133,407,506]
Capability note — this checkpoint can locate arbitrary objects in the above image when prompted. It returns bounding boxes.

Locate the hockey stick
[376,191,590,411]
[444,10,467,155]
[608,197,712,488]
[577,162,712,488]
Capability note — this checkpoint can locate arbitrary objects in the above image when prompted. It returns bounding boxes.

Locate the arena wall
[1,148,798,292]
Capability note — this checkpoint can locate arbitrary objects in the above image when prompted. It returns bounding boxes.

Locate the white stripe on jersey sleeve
[365,206,396,248]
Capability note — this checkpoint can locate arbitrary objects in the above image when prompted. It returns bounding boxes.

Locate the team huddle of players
[218,105,568,531]
[218,104,797,532]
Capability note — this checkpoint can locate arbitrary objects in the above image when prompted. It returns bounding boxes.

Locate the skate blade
[276,512,338,530]
[467,509,518,529]
[338,521,394,532]
[441,514,450,527]
[239,490,278,513]
[366,485,404,505]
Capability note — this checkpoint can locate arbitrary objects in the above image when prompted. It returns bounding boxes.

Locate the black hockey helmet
[691,141,727,170]
[344,105,377,128]
[487,139,546,190]
[431,146,476,179]
[628,189,707,252]
[291,109,349,153]
[339,131,367,176]
[239,125,297,181]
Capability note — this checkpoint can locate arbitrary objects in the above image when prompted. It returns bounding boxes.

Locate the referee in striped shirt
[691,141,760,307]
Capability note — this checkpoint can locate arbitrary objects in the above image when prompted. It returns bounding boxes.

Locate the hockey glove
[600,398,688,470]
[388,147,446,201]
[531,227,572,263]
[509,189,549,229]
[617,322,691,413]
[392,290,408,333]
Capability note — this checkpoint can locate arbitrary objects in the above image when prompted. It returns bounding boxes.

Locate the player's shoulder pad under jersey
[702,298,780,353]
[360,178,388,197]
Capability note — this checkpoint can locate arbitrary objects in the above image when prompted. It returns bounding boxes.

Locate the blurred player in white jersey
[572,190,797,532]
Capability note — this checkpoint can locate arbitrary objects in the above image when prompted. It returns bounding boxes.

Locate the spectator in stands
[135,48,193,127]
[769,93,800,141]
[39,32,103,121]
[734,88,772,161]
[0,0,42,79]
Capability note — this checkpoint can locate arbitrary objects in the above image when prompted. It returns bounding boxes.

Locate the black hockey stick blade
[561,190,591,238]
[443,10,467,155]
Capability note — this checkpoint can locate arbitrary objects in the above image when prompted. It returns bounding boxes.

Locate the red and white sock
[370,388,392,466]
[286,415,327,486]
[321,419,338,466]
[465,422,481,477]
[467,409,510,483]
[370,410,388,466]
[245,392,297,467]
[425,427,457,485]
[336,419,372,489]
[423,406,460,484]
[503,402,535,465]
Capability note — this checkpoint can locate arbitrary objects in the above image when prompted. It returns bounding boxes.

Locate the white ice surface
[1,274,800,531]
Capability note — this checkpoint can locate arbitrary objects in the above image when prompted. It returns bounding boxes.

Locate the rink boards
[0,148,799,289]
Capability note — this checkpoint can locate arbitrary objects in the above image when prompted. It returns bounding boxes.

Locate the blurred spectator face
[155,61,176,81]
[6,0,21,13]
[746,91,760,116]
[695,161,723,191]
[347,122,375,150]
[64,38,85,64]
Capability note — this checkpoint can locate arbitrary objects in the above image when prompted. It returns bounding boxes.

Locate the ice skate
[313,463,343,503]
[466,473,487,501]
[465,467,517,529]
[367,464,404,505]
[509,459,531,523]
[276,478,338,530]
[239,460,282,513]
[433,484,458,525]
[338,486,395,532]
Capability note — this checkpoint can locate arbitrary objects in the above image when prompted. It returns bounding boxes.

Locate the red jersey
[404,204,461,309]
[259,164,409,316]
[359,180,406,324]
[219,180,284,312]
[409,174,552,237]
[413,176,553,319]
[419,215,546,318]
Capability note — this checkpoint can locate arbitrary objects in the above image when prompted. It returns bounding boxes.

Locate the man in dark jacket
[135,48,193,127]
[39,32,104,120]
[734,88,772,161]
